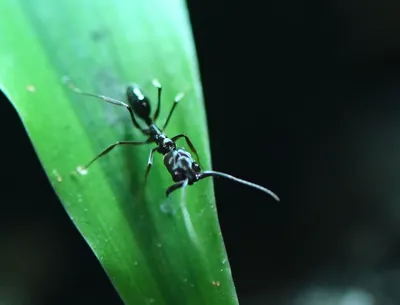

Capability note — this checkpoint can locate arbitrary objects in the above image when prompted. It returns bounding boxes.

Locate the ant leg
[161,92,185,132]
[152,79,162,122]
[171,134,201,164]
[197,171,280,201]
[62,77,146,132]
[82,140,149,171]
[166,179,188,197]
[144,147,158,183]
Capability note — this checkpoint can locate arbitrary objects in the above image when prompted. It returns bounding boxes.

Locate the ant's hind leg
[161,92,185,132]
[62,76,146,132]
[152,79,162,122]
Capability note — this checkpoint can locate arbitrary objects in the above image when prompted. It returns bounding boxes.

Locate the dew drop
[26,84,36,92]
[52,169,63,182]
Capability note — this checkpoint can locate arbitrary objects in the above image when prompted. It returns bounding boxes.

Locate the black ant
[63,77,280,201]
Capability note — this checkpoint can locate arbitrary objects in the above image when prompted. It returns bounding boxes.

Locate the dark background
[2,1,400,304]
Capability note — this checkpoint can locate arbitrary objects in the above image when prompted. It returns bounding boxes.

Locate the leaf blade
[0,0,238,304]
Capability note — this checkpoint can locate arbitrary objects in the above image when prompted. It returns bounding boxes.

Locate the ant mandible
[63,77,280,201]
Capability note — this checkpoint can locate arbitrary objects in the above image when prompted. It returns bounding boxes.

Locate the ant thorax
[163,148,201,184]
[156,136,176,154]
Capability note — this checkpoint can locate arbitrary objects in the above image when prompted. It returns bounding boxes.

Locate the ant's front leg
[144,147,158,183]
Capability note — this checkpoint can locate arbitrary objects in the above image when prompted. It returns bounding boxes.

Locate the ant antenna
[166,179,188,197]
[198,171,280,201]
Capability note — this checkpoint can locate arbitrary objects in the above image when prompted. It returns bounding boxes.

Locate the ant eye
[172,170,185,182]
[192,163,201,172]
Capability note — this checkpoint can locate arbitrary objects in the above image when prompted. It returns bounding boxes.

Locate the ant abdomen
[126,84,152,124]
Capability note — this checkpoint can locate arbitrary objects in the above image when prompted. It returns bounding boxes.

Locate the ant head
[171,166,196,184]
[172,168,186,182]
[192,162,201,174]
[164,149,201,185]
[126,84,152,121]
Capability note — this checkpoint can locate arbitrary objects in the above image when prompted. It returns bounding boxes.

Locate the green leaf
[0,0,238,304]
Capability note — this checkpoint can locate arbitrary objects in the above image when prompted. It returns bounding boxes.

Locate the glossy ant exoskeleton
[63,77,280,201]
